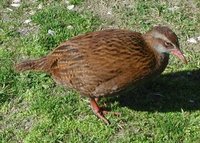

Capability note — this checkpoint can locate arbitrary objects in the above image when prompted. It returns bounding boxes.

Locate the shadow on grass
[1,69,199,113]
[112,69,200,112]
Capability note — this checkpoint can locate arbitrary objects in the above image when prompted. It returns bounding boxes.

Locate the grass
[0,0,200,142]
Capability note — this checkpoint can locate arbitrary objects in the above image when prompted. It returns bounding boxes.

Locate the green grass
[1,0,200,142]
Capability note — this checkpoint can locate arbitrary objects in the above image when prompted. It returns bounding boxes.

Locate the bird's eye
[164,42,173,48]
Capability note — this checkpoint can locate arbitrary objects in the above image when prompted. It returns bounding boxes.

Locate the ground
[0,0,200,142]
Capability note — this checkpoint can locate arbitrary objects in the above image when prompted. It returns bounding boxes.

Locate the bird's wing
[48,29,157,96]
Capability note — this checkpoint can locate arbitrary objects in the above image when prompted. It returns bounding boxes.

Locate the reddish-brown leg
[95,97,107,107]
[94,97,99,103]
[90,97,121,125]
[94,97,120,116]
[90,97,110,125]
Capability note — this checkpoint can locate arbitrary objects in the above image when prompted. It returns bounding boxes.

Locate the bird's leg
[94,97,99,103]
[94,97,120,116]
[95,97,107,107]
[90,97,110,125]
[90,97,121,125]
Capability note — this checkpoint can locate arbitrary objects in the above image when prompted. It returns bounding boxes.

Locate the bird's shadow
[107,69,200,112]
[1,69,199,113]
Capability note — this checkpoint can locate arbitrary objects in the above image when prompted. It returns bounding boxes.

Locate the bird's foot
[101,109,121,116]
[90,98,120,125]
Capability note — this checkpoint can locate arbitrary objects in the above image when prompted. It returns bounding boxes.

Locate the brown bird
[15,26,187,125]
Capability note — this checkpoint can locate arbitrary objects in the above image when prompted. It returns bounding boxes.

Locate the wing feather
[47,29,157,96]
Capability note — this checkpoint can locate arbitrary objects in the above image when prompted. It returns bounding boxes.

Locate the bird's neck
[156,52,169,74]
[143,34,169,74]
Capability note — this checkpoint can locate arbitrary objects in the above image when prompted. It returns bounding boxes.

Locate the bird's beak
[171,49,188,64]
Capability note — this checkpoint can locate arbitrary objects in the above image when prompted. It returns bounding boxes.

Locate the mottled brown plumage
[15,26,187,124]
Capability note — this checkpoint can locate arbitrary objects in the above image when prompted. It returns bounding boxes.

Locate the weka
[15,26,187,124]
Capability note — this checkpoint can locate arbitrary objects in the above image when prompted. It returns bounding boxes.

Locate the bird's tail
[15,57,48,72]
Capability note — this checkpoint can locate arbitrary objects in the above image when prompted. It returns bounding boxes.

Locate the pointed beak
[171,49,188,64]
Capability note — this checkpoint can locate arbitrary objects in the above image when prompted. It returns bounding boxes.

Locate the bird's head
[146,26,187,64]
